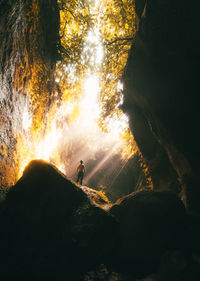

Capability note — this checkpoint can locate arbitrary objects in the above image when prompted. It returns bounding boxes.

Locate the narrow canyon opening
[0,0,152,200]
[0,1,199,280]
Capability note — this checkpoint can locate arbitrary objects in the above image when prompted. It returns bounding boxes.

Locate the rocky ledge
[0,160,199,281]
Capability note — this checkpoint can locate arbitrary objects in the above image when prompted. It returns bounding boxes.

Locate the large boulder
[109,190,187,277]
[0,160,118,281]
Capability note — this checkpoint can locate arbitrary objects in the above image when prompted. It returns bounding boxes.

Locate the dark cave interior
[0,0,200,280]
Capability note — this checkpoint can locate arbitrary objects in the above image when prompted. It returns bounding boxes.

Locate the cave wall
[123,0,200,205]
[1,0,199,210]
[0,0,60,187]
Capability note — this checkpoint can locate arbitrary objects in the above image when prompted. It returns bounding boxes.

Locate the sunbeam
[14,0,138,187]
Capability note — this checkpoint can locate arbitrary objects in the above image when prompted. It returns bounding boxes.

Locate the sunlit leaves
[56,0,93,111]
[99,0,136,116]
[8,0,145,184]
[58,0,91,65]
[57,0,137,158]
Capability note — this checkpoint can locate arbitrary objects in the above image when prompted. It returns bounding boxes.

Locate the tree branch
[60,19,68,39]
[104,37,134,46]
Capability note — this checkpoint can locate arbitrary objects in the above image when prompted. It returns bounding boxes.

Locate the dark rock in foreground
[1,160,198,281]
[109,190,187,278]
[0,160,118,281]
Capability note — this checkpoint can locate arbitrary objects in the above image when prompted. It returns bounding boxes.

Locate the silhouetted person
[76,160,85,185]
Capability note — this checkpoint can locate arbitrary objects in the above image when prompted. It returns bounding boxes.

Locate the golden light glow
[22,105,32,132]
[14,0,138,181]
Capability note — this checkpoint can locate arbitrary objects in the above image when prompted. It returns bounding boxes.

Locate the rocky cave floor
[0,160,200,281]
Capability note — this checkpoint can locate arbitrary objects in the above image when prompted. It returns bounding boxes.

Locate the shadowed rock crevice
[122,0,200,202]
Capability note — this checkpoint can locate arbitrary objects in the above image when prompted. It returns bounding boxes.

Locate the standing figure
[76,160,85,185]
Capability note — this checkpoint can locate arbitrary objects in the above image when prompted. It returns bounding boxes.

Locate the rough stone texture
[109,190,187,278]
[0,160,118,281]
[123,0,200,195]
[0,0,60,186]
[0,162,199,281]
[80,186,111,208]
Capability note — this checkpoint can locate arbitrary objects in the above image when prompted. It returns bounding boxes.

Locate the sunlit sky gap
[15,0,137,185]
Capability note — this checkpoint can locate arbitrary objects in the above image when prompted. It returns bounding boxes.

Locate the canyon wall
[123,0,200,209]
